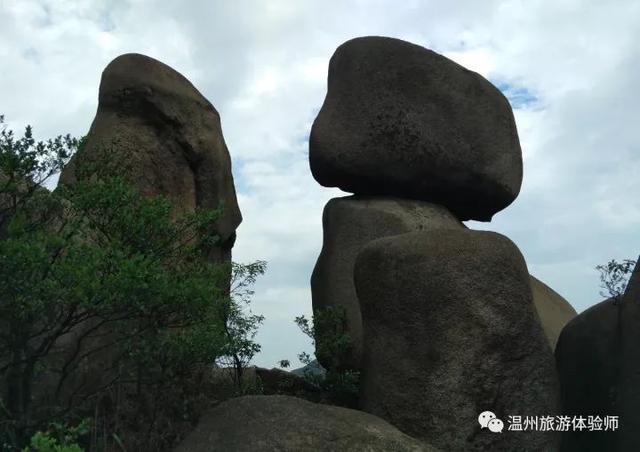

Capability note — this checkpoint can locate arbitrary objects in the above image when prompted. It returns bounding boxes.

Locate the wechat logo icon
[478,411,504,433]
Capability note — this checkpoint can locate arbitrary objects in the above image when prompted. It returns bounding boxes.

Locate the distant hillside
[291,360,326,377]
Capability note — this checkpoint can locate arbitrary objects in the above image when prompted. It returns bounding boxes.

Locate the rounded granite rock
[555,258,640,451]
[60,53,241,262]
[311,195,463,371]
[174,395,436,452]
[309,36,523,221]
[354,228,560,451]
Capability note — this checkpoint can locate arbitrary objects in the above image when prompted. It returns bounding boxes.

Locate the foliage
[278,360,290,369]
[293,307,359,407]
[596,258,637,304]
[216,261,266,387]
[295,306,353,373]
[0,114,74,230]
[21,419,89,452]
[0,116,265,450]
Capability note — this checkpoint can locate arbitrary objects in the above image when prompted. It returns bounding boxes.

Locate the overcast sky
[1,0,638,368]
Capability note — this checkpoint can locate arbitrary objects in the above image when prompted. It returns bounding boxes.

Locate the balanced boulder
[174,395,437,452]
[354,229,560,451]
[309,36,522,221]
[60,53,241,262]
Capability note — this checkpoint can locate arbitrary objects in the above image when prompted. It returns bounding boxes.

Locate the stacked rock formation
[310,36,564,450]
[555,257,640,451]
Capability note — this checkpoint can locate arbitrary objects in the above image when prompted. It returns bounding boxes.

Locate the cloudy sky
[1,0,638,368]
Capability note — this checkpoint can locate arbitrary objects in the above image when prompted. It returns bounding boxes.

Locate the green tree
[294,307,359,408]
[0,116,265,449]
[217,261,266,388]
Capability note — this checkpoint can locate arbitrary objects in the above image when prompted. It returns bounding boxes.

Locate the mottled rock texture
[311,194,572,370]
[60,53,241,262]
[355,229,560,451]
[49,53,241,411]
[311,195,462,370]
[309,36,522,221]
[174,395,437,452]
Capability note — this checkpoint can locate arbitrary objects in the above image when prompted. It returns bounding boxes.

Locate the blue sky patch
[491,79,539,109]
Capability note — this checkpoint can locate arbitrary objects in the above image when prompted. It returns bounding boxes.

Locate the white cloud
[1,0,638,367]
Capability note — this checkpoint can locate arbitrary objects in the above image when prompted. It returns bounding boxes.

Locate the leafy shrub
[0,116,265,450]
[21,419,89,452]
[293,307,359,408]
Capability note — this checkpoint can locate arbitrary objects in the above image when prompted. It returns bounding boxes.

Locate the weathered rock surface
[311,195,463,370]
[309,36,522,221]
[311,194,571,370]
[46,53,241,414]
[174,395,436,452]
[530,276,577,350]
[555,257,640,451]
[355,229,560,451]
[60,53,241,262]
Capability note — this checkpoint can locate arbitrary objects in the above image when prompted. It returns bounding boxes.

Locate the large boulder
[43,53,241,416]
[311,195,462,370]
[311,195,572,370]
[174,395,436,452]
[354,229,560,451]
[530,276,577,350]
[555,258,639,451]
[618,258,640,450]
[309,36,522,221]
[555,297,620,451]
[60,53,241,262]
